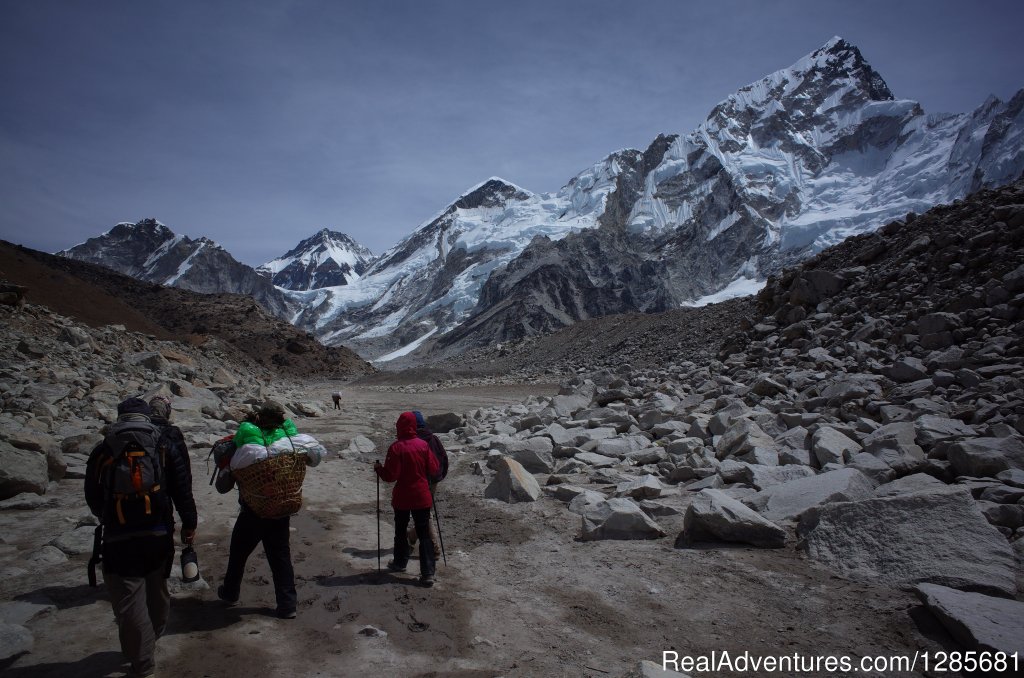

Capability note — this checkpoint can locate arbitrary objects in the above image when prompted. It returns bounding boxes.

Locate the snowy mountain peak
[259,228,375,291]
[453,177,533,210]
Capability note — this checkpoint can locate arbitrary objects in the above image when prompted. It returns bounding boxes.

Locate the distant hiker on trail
[331,390,342,410]
[85,396,198,678]
[406,410,449,559]
[214,400,326,619]
[374,411,440,586]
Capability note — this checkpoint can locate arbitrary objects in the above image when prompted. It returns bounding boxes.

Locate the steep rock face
[258,229,374,291]
[59,219,292,318]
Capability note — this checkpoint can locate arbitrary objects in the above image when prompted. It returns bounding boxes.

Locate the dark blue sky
[2,0,1022,265]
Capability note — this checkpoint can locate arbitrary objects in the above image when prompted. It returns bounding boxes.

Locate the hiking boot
[420,574,434,587]
[277,608,297,619]
[386,560,406,573]
[217,585,238,606]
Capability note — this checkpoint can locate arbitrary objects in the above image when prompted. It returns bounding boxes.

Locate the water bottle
[180,545,200,583]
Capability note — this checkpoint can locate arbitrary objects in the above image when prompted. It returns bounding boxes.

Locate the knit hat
[257,400,286,427]
[148,395,172,420]
[413,411,426,428]
[117,397,151,417]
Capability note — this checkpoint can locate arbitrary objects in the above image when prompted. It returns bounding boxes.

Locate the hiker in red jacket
[374,411,440,586]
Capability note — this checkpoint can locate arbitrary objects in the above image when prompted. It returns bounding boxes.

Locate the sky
[1,0,1023,267]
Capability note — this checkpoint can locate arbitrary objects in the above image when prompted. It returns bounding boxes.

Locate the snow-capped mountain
[59,219,292,318]
[257,229,374,291]
[289,162,632,356]
[305,37,1023,360]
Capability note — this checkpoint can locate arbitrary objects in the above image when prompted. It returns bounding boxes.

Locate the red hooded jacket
[375,411,440,510]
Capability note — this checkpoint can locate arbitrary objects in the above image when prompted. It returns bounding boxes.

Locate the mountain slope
[59,219,293,318]
[4,240,373,378]
[258,229,374,290]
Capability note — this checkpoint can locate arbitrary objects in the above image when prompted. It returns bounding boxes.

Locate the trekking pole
[430,485,447,566]
[376,472,382,574]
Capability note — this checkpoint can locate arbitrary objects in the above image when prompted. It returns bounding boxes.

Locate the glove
[181,527,196,545]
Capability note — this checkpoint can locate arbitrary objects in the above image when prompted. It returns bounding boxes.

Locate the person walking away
[148,395,187,460]
[407,411,449,558]
[331,391,342,410]
[214,400,325,618]
[85,397,198,678]
[374,411,440,586]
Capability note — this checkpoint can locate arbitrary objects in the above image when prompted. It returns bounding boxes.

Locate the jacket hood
[413,411,426,428]
[396,411,418,439]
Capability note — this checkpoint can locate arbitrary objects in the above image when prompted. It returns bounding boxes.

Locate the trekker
[331,391,342,410]
[148,395,186,458]
[215,400,325,619]
[407,411,448,558]
[85,397,197,678]
[374,411,440,587]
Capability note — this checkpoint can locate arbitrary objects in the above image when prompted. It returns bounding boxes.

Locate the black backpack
[424,432,449,482]
[96,420,169,531]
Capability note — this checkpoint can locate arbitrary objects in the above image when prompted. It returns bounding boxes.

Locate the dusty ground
[2,382,959,678]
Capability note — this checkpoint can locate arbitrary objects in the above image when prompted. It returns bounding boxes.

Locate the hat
[148,395,172,420]
[117,397,152,417]
[413,411,426,428]
[257,400,286,427]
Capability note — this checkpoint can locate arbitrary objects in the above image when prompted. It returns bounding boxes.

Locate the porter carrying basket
[232,451,307,519]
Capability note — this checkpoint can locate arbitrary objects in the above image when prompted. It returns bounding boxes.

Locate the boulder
[947,437,1024,477]
[739,464,816,491]
[811,426,861,466]
[0,623,32,662]
[573,451,619,468]
[567,490,607,515]
[580,498,665,541]
[679,489,786,548]
[426,412,463,433]
[873,473,947,497]
[915,583,1024,656]
[510,445,555,474]
[886,356,928,383]
[484,458,541,503]
[0,441,48,499]
[915,415,976,448]
[615,475,664,500]
[715,419,775,459]
[797,489,1017,597]
[345,435,376,456]
[51,526,97,556]
[744,468,874,523]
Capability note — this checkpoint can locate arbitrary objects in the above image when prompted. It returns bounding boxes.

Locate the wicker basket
[232,453,307,519]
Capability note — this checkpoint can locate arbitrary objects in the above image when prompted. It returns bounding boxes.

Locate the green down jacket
[233,419,298,448]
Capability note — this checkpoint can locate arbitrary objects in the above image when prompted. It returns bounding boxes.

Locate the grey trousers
[105,565,170,677]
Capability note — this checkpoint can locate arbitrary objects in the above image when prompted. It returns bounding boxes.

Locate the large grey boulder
[580,498,665,541]
[915,415,976,448]
[946,437,1024,477]
[811,426,861,466]
[916,583,1024,656]
[745,468,875,522]
[483,458,541,503]
[679,489,786,548]
[426,412,463,433]
[715,419,774,459]
[0,441,48,499]
[740,464,817,491]
[567,490,607,515]
[615,475,664,500]
[510,446,555,474]
[797,489,1018,597]
[573,451,619,468]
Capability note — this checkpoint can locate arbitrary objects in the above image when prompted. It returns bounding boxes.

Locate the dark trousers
[393,507,435,577]
[332,398,341,410]
[222,507,296,613]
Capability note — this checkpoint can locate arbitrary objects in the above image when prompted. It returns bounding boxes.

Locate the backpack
[96,420,170,532]
[424,433,449,482]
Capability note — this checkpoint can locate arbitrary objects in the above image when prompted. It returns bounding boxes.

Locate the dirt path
[3,383,949,678]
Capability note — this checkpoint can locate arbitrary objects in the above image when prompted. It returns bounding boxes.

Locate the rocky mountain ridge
[59,219,293,319]
[257,228,374,291]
